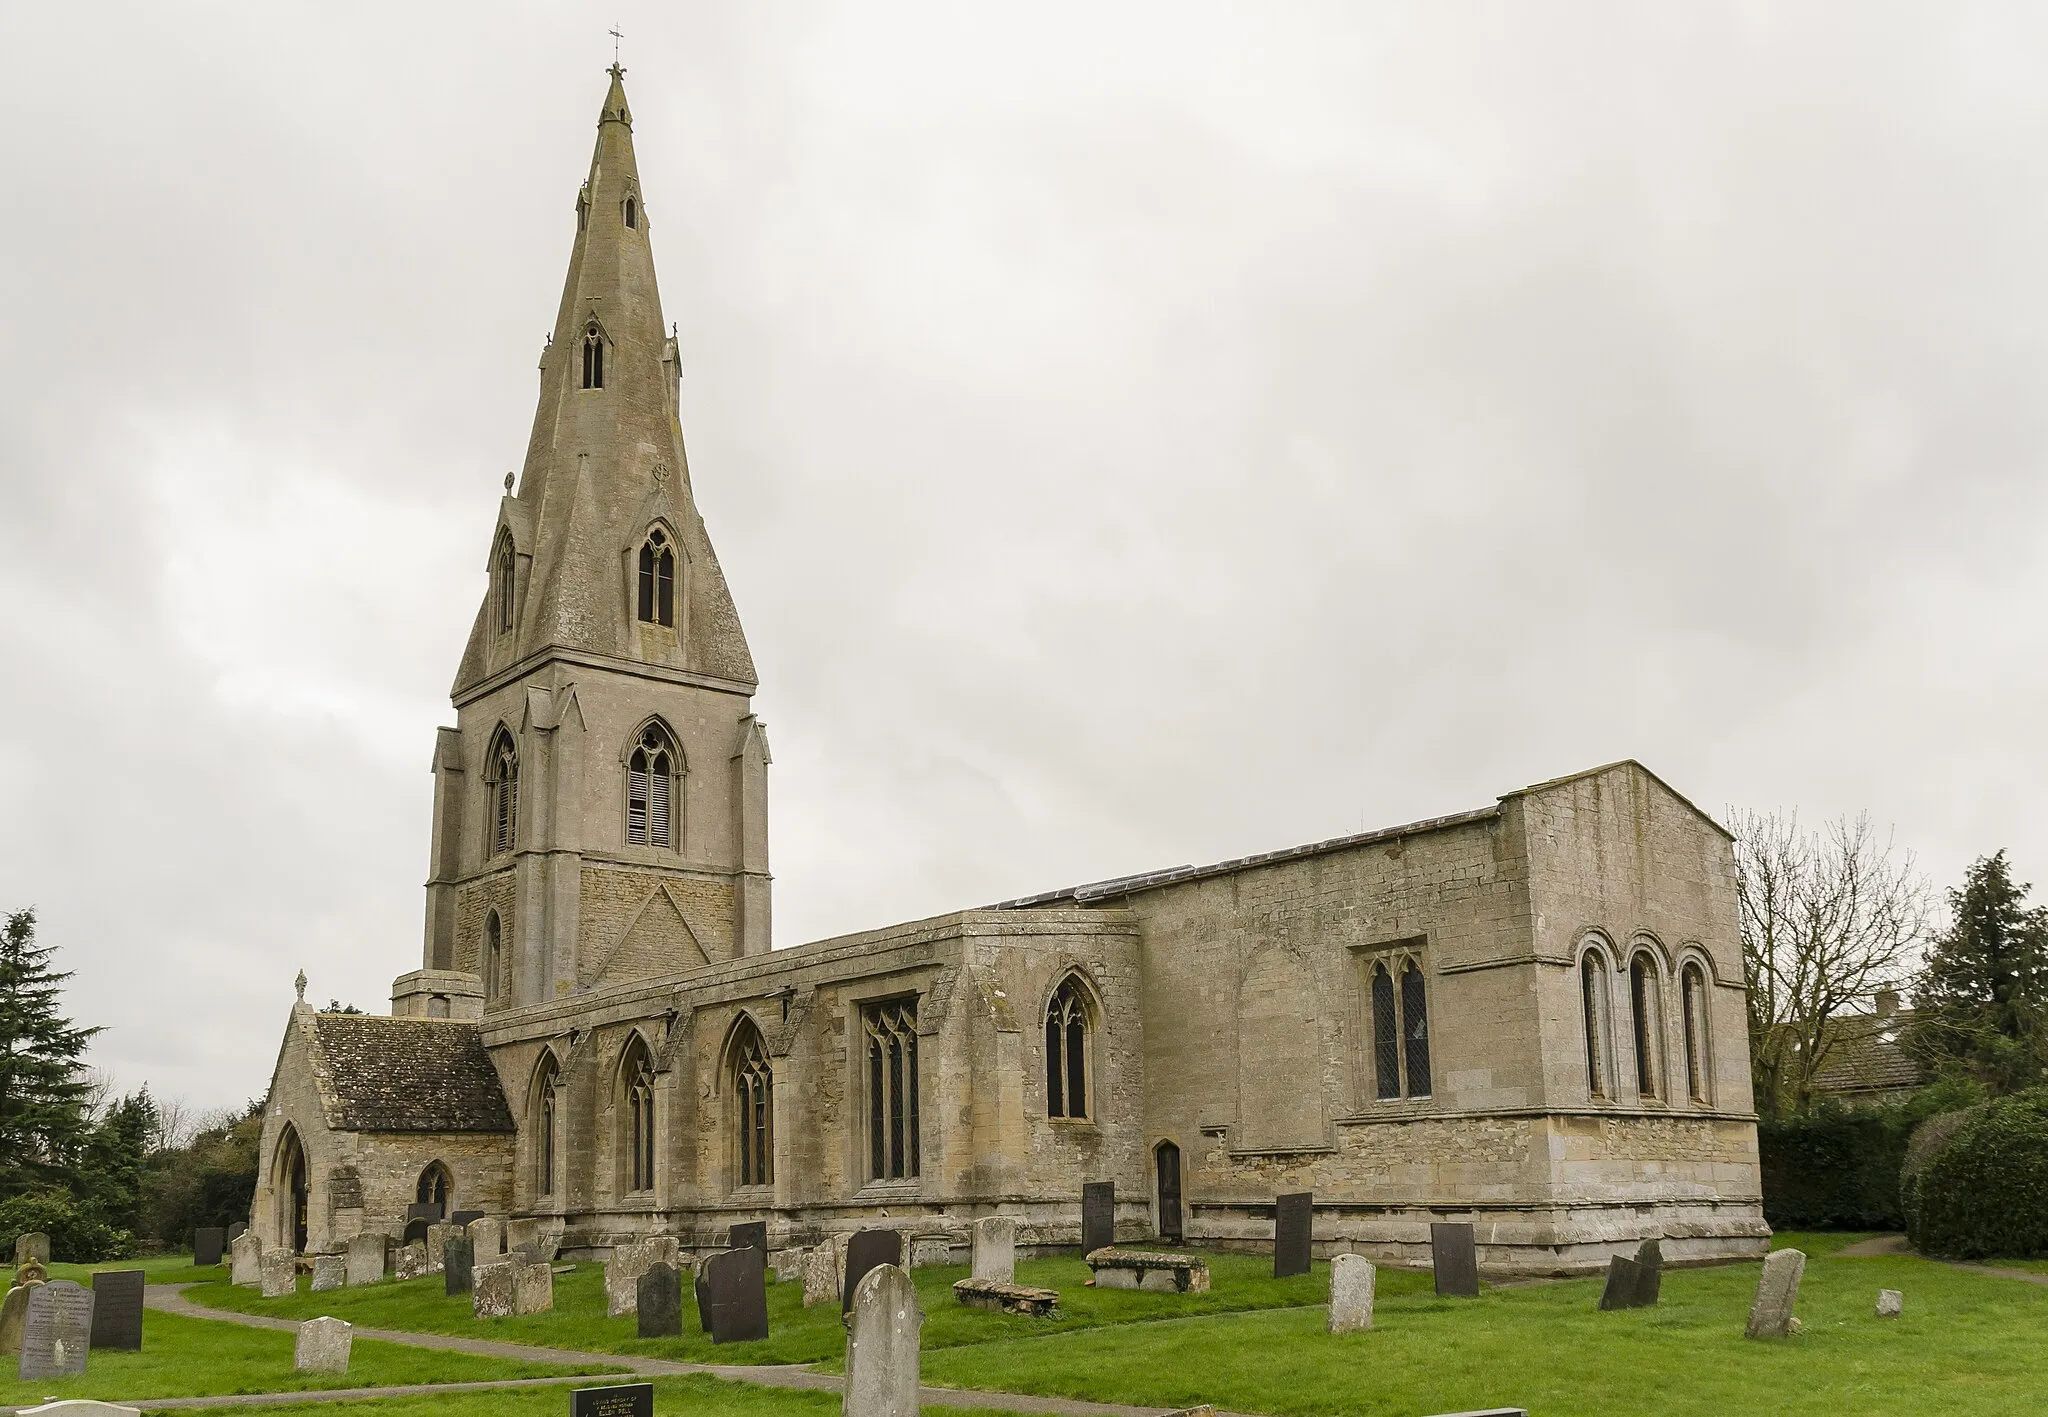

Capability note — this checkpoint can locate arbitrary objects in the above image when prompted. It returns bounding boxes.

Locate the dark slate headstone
[1081,1181,1115,1254]
[19,1279,94,1379]
[636,1261,683,1338]
[89,1269,144,1351]
[225,1221,248,1244]
[571,1382,654,1417]
[450,1210,485,1228]
[727,1221,768,1254]
[443,1234,474,1296]
[1631,1239,1663,1307]
[193,1227,225,1267]
[1598,1255,1642,1311]
[1430,1221,1479,1298]
[403,1218,430,1247]
[840,1228,903,1313]
[407,1201,444,1224]
[697,1246,768,1344]
[1273,1191,1313,1279]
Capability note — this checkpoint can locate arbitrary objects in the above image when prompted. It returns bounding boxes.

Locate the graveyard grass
[205,1375,1024,1417]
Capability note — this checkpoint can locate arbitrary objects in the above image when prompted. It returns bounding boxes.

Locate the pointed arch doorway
[1155,1140,1183,1244]
[275,1127,309,1253]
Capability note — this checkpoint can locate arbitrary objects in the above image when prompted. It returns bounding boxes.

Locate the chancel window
[1365,954,1431,1100]
[637,527,675,627]
[1630,953,1662,1100]
[1044,976,1092,1119]
[494,533,515,636]
[1681,962,1711,1103]
[415,1162,451,1218]
[1582,949,1613,1100]
[486,729,518,857]
[864,998,919,1181]
[624,1040,656,1193]
[733,1019,774,1187]
[625,722,677,849]
[582,324,605,389]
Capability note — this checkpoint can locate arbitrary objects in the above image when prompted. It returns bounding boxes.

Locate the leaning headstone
[193,1227,225,1267]
[1081,1181,1115,1254]
[293,1315,352,1374]
[728,1221,768,1254]
[0,1281,43,1355]
[1273,1192,1313,1279]
[230,1231,264,1288]
[1598,1255,1642,1311]
[971,1217,1016,1284]
[14,1233,50,1267]
[89,1271,144,1350]
[260,1249,297,1298]
[845,1264,921,1417]
[18,1279,94,1380]
[1630,1239,1663,1307]
[637,1261,683,1338]
[1327,1253,1374,1334]
[1430,1222,1480,1298]
[1876,1288,1903,1318]
[309,1255,345,1292]
[226,1221,248,1244]
[1745,1248,1807,1339]
[394,1241,429,1281]
[842,1229,904,1313]
[570,1383,654,1417]
[443,1234,474,1296]
[698,1246,768,1344]
[345,1233,387,1287]
[802,1243,841,1308]
[515,1260,554,1315]
[472,1258,517,1318]
[466,1216,505,1261]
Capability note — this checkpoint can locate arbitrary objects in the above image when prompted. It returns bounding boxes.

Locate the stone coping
[951,1278,1060,1317]
[1085,1248,1206,1270]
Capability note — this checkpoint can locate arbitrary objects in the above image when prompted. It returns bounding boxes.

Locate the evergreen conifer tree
[1911,852,2048,1093]
[0,909,100,1195]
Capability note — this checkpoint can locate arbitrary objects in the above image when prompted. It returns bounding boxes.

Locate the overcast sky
[4,3,2047,1115]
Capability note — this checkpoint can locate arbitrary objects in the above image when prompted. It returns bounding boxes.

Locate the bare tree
[152,1094,197,1152]
[1732,809,1936,1118]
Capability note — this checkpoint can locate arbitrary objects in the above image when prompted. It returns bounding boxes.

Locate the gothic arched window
[1630,951,1663,1100]
[732,1018,774,1187]
[486,729,518,857]
[1400,960,1432,1098]
[533,1053,559,1198]
[864,997,919,1181]
[1044,976,1092,1119]
[637,527,675,627]
[494,532,515,636]
[415,1161,451,1218]
[582,324,605,389]
[625,195,637,228]
[626,722,678,849]
[484,911,503,1000]
[1364,952,1431,1100]
[1582,946,1613,1100]
[1681,961,1712,1103]
[623,1038,657,1193]
[1371,964,1401,1100]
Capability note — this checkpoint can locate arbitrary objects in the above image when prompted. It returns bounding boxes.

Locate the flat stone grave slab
[193,1228,224,1267]
[88,1271,143,1350]
[637,1262,682,1339]
[444,1235,474,1296]
[1086,1247,1210,1293]
[728,1221,767,1253]
[1273,1192,1313,1278]
[293,1316,351,1374]
[19,1279,94,1379]
[841,1229,903,1313]
[1431,1222,1479,1298]
[952,1277,1059,1317]
[1081,1181,1115,1254]
[697,1246,768,1344]
[571,1382,653,1417]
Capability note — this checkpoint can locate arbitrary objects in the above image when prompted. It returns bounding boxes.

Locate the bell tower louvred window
[626,722,677,849]
[637,527,675,626]
[486,728,518,857]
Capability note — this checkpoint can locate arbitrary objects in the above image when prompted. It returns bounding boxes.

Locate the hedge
[1910,1089,2048,1258]
[1756,1083,1982,1231]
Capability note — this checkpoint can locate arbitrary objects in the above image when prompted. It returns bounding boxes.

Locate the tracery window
[626,722,677,848]
[1364,955,1432,1100]
[484,911,503,1000]
[1044,976,1092,1119]
[486,729,518,857]
[1400,960,1432,1097]
[864,998,919,1181]
[1681,962,1711,1103]
[732,1019,774,1187]
[415,1162,451,1217]
[1371,965,1401,1100]
[623,1038,656,1193]
[1582,948,1613,1100]
[582,324,605,389]
[494,532,515,636]
[1630,952,1663,1100]
[637,527,675,627]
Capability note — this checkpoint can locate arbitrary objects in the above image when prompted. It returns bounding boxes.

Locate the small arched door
[1155,1140,1183,1244]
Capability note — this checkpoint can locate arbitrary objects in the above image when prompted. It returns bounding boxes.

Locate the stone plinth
[1086,1248,1210,1293]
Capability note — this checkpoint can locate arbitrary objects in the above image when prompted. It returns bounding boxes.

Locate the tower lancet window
[582,324,605,389]
[626,722,677,849]
[493,532,515,637]
[637,527,675,627]
[486,728,519,857]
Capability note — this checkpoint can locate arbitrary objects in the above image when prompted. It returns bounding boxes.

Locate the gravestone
[1598,1255,1642,1311]
[1273,1192,1313,1279]
[1630,1239,1663,1307]
[697,1246,768,1344]
[571,1383,654,1417]
[193,1227,225,1267]
[842,1229,904,1313]
[1430,1222,1480,1298]
[1876,1288,1903,1318]
[394,1241,429,1281]
[844,1264,921,1417]
[1327,1253,1374,1334]
[89,1271,144,1350]
[18,1279,94,1380]
[310,1255,345,1292]
[970,1217,1015,1284]
[406,1201,444,1225]
[0,1281,42,1355]
[226,1221,248,1245]
[230,1231,263,1288]
[515,1260,554,1315]
[465,1215,505,1261]
[14,1258,44,1285]
[14,1233,50,1267]
[1081,1181,1115,1254]
[636,1261,683,1338]
[443,1234,474,1296]
[472,1258,517,1318]
[728,1221,768,1254]
[605,1238,680,1318]
[345,1233,387,1287]
[402,1219,429,1248]
[424,1223,456,1274]
[1745,1248,1806,1339]
[293,1315,351,1374]
[260,1249,297,1298]
[802,1243,840,1308]
[910,1236,952,1268]
[450,1210,484,1228]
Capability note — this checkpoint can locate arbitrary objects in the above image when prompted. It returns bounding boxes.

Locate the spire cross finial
[609,25,624,64]
[294,970,307,1003]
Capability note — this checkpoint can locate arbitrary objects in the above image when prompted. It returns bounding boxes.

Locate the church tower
[413,66,770,1013]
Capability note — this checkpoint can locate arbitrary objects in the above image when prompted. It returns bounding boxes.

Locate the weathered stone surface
[515,1260,554,1315]
[19,1279,93,1379]
[1274,1192,1313,1279]
[0,1281,43,1355]
[14,1259,44,1285]
[1631,1239,1663,1307]
[845,1264,921,1417]
[802,1244,840,1308]
[604,1237,681,1318]
[1327,1253,1374,1334]
[425,1223,460,1275]
[970,1217,1015,1285]
[952,1277,1058,1317]
[1431,1223,1479,1298]
[636,1261,683,1338]
[88,1270,144,1350]
[842,1230,904,1312]
[193,1228,225,1267]
[293,1315,352,1374]
[260,1250,297,1298]
[230,1231,263,1288]
[909,1236,952,1268]
[1598,1256,1643,1311]
[14,1233,49,1267]
[309,1255,345,1292]
[472,1258,516,1318]
[444,1235,474,1295]
[345,1233,387,1287]
[1081,1182,1115,1254]
[394,1241,429,1281]
[1876,1288,1903,1318]
[1086,1248,1209,1293]
[1745,1248,1806,1339]
[466,1216,505,1261]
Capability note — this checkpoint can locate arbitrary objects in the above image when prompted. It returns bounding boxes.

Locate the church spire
[452,67,755,699]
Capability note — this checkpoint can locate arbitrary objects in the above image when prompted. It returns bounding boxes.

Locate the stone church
[254,67,1769,1275]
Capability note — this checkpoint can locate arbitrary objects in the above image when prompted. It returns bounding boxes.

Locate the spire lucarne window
[637,527,675,626]
[581,324,605,389]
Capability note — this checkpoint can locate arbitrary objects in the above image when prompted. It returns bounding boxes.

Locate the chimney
[1876,987,1900,1018]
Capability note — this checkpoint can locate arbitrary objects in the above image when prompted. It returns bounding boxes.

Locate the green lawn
[199,1375,1025,1417]
[0,1306,618,1403]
